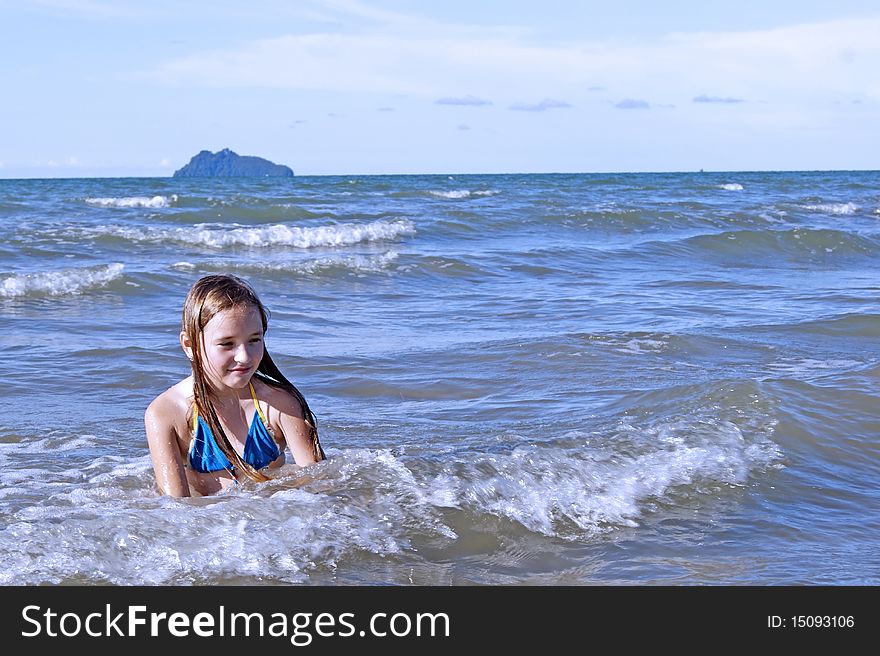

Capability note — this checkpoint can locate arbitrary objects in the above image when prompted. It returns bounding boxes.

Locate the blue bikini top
[188,382,281,475]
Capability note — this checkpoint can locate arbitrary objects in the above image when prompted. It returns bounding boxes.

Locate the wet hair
[181,274,324,482]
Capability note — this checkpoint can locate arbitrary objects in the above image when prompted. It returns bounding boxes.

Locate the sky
[0,0,878,177]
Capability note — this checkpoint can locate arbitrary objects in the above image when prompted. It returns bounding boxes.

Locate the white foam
[765,358,863,377]
[452,418,781,538]
[92,219,415,249]
[0,263,124,298]
[26,434,100,453]
[719,183,744,191]
[327,448,458,539]
[0,448,455,584]
[586,333,670,355]
[86,458,157,485]
[172,252,399,275]
[85,194,177,208]
[801,202,858,215]
[585,202,638,215]
[618,338,668,354]
[758,210,788,224]
[0,414,784,583]
[284,252,399,274]
[428,189,500,199]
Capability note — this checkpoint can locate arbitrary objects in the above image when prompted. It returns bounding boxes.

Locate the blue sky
[1,0,877,177]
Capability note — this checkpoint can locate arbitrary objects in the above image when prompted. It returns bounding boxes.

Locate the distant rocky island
[172,148,294,177]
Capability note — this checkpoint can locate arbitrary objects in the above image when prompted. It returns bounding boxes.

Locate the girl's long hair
[182,274,324,482]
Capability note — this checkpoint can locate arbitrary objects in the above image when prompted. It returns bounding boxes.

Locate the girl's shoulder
[146,377,194,421]
[253,377,305,420]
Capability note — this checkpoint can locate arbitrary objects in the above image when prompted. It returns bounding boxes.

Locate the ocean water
[0,171,877,585]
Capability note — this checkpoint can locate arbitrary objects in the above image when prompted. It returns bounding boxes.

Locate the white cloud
[41,156,83,168]
[615,99,651,110]
[693,95,745,103]
[436,95,492,106]
[510,98,572,111]
[142,13,880,108]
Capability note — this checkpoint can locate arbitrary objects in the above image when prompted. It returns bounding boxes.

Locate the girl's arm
[145,395,191,497]
[274,391,323,467]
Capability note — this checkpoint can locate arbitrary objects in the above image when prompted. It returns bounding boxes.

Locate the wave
[754,313,880,339]
[800,202,859,215]
[454,421,781,537]
[85,195,178,209]
[77,219,416,249]
[719,183,744,191]
[765,357,865,378]
[0,263,124,298]
[155,205,333,226]
[582,202,642,215]
[0,401,782,584]
[560,204,792,234]
[0,449,448,585]
[428,189,501,199]
[170,252,501,283]
[637,227,880,263]
[171,252,399,276]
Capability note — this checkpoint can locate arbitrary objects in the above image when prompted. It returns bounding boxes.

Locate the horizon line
[1,167,879,181]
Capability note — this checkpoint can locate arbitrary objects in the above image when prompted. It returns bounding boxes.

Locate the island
[172,148,294,177]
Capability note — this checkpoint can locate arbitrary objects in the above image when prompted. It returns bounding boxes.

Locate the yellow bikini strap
[249,382,269,426]
[191,384,266,431]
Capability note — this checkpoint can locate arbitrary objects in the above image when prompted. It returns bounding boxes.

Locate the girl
[145,274,324,497]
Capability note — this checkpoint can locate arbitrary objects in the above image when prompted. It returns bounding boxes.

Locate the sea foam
[801,202,858,215]
[0,263,124,298]
[0,411,783,584]
[85,195,178,208]
[172,252,399,275]
[454,418,782,538]
[719,183,744,191]
[99,219,415,249]
[428,190,500,199]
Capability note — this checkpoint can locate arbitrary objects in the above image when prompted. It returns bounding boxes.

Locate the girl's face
[185,305,265,390]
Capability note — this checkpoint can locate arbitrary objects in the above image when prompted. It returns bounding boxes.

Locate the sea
[0,171,877,586]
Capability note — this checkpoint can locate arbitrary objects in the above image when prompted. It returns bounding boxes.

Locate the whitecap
[0,447,455,585]
[430,190,472,199]
[85,195,178,209]
[454,418,782,538]
[765,358,863,378]
[618,338,668,354]
[0,263,124,298]
[174,252,399,275]
[801,202,858,215]
[80,219,416,249]
[719,183,744,191]
[428,189,500,199]
[279,251,399,274]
